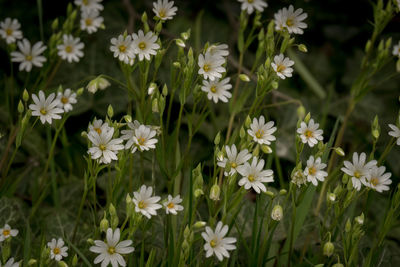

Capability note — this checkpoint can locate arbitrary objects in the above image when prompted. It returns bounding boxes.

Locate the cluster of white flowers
[201,221,237,261]
[110,30,160,65]
[75,0,104,34]
[274,5,308,35]
[29,89,77,124]
[341,152,392,192]
[0,18,23,44]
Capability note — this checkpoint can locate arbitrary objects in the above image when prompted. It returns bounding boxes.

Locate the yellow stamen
[95,128,102,134]
[371,178,379,187]
[138,200,146,209]
[85,18,93,26]
[99,144,106,151]
[65,45,73,53]
[276,64,286,73]
[247,0,254,3]
[304,130,313,138]
[203,64,210,72]
[82,0,89,5]
[309,166,317,176]
[61,97,68,104]
[255,129,264,139]
[248,174,255,182]
[6,28,13,35]
[138,137,146,146]
[210,239,217,247]
[2,230,10,236]
[40,108,47,115]
[159,9,166,18]
[119,45,126,52]
[231,162,237,169]
[210,86,217,93]
[25,55,33,61]
[286,18,294,27]
[138,42,146,50]
[107,247,115,254]
[53,247,60,255]
[354,171,361,179]
[167,202,175,209]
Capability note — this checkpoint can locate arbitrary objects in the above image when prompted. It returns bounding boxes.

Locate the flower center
[119,45,126,52]
[138,200,147,209]
[304,130,313,138]
[138,42,146,50]
[85,18,93,26]
[65,45,73,53]
[231,162,237,169]
[53,247,60,255]
[25,55,33,61]
[354,171,361,179]
[286,18,294,27]
[210,239,218,247]
[247,0,254,3]
[248,174,255,182]
[255,129,264,139]
[309,166,317,176]
[159,9,166,18]
[99,144,107,151]
[371,177,379,187]
[276,64,286,73]
[6,28,13,35]
[40,108,47,115]
[82,0,89,5]
[167,202,175,209]
[61,96,68,104]
[95,128,102,134]
[210,85,217,93]
[203,64,210,72]
[2,229,10,236]
[138,137,146,146]
[107,246,115,255]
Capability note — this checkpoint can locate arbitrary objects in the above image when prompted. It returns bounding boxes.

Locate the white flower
[217,144,251,176]
[121,124,158,153]
[80,9,104,34]
[89,228,134,267]
[198,53,226,81]
[304,156,328,186]
[152,0,178,20]
[0,18,23,44]
[47,238,68,262]
[0,224,18,242]
[201,77,232,103]
[164,194,184,215]
[362,166,392,193]
[110,34,135,64]
[201,221,236,261]
[271,205,283,221]
[238,0,268,15]
[237,157,274,193]
[132,30,160,61]
[388,124,400,145]
[11,39,47,72]
[291,169,307,187]
[87,127,124,164]
[271,54,294,79]
[132,185,162,219]
[341,152,377,191]
[88,119,111,135]
[57,34,84,63]
[87,76,111,93]
[274,5,307,35]
[29,91,64,124]
[75,0,103,12]
[57,89,77,112]
[297,119,323,147]
[206,44,229,59]
[0,257,19,267]
[247,116,277,145]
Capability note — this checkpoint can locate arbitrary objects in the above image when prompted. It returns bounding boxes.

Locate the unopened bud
[23,89,29,102]
[184,226,190,239]
[100,218,109,233]
[298,44,308,53]
[76,87,84,96]
[332,263,344,267]
[57,261,68,267]
[194,189,204,198]
[181,29,191,40]
[173,61,181,68]
[148,83,157,95]
[279,189,287,195]
[327,193,336,203]
[209,184,221,201]
[107,105,114,118]
[239,126,246,139]
[271,204,283,221]
[162,84,168,96]
[239,74,250,82]
[52,18,59,31]
[214,132,221,145]
[297,105,306,120]
[124,115,132,123]
[87,238,94,245]
[264,190,275,198]
[304,112,311,123]
[345,219,351,232]
[334,147,345,157]
[18,100,24,113]
[355,213,364,225]
[152,98,159,113]
[323,242,334,257]
[28,259,37,266]
[245,115,252,128]
[141,12,148,23]
[72,255,78,266]
[109,203,117,217]
[271,81,279,89]
[261,145,273,154]
[193,221,206,228]
[175,39,185,48]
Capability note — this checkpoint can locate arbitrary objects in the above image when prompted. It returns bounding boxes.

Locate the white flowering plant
[1,0,400,266]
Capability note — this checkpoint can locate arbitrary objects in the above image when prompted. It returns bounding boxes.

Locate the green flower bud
[371,115,380,140]
[245,116,252,128]
[194,189,204,198]
[271,81,279,89]
[261,144,273,154]
[194,221,206,228]
[18,100,24,113]
[107,104,114,118]
[332,264,344,267]
[271,204,283,221]
[28,259,37,266]
[162,84,168,96]
[141,12,148,23]
[279,189,287,195]
[100,216,109,232]
[87,238,94,245]
[181,29,191,40]
[239,126,246,139]
[345,219,351,232]
[124,115,132,123]
[304,112,311,123]
[214,132,221,145]
[334,147,345,157]
[327,193,336,203]
[365,40,371,53]
[239,74,250,82]
[109,203,117,217]
[323,241,334,257]
[355,213,364,225]
[297,105,306,120]
[72,255,78,266]
[152,98,159,113]
[252,145,260,157]
[148,82,157,95]
[76,87,84,96]
[57,260,68,267]
[184,225,190,239]
[209,184,221,201]
[52,18,59,31]
[298,44,308,53]
[23,89,29,102]
[155,21,162,33]
[264,190,275,198]
[111,216,119,229]
[342,174,349,184]
[173,61,181,68]
[175,38,185,48]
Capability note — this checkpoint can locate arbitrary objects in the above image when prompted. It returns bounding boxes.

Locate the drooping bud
[271,204,283,221]
[355,213,364,225]
[239,74,250,82]
[100,212,109,232]
[209,184,221,201]
[323,242,334,257]
[298,44,308,53]
[327,193,336,203]
[148,82,157,95]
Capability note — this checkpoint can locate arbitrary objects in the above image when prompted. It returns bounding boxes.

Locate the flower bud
[214,132,221,145]
[72,255,78,266]
[355,213,364,225]
[181,29,191,40]
[155,21,162,33]
[298,44,308,53]
[111,216,119,229]
[304,112,311,123]
[173,61,181,68]
[345,219,351,232]
[184,225,190,239]
[18,100,24,113]
[87,238,94,245]
[194,189,204,198]
[57,261,68,267]
[271,81,279,89]
[209,184,221,201]
[141,12,148,23]
[28,259,37,266]
[252,145,260,157]
[371,115,380,140]
[23,89,29,102]
[297,105,306,120]
[279,189,287,195]
[107,104,114,118]
[332,263,344,267]
[245,115,252,128]
[152,98,159,113]
[239,126,246,139]
[261,145,273,154]
[323,241,334,257]
[148,82,157,95]
[52,18,59,31]
[109,203,117,217]
[162,84,168,96]
[76,87,84,96]
[327,193,336,203]
[124,115,132,123]
[271,204,283,221]
[193,221,206,228]
[100,217,109,232]
[334,147,345,157]
[175,38,185,48]
[239,74,250,82]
